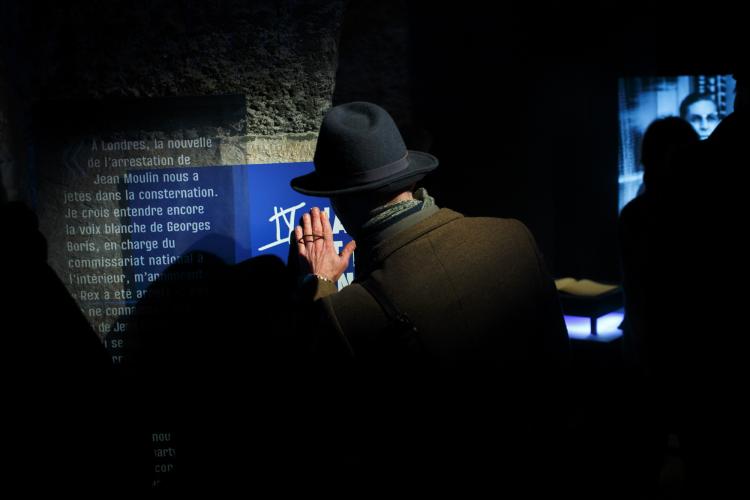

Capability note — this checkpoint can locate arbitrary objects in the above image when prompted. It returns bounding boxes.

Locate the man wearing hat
[289,102,568,493]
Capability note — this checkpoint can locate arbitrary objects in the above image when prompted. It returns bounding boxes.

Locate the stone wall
[0,0,345,202]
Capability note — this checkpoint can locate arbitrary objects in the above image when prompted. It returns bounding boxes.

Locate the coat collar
[354,208,464,279]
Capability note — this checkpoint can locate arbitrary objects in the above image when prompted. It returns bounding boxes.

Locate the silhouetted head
[679,93,721,140]
[641,117,699,192]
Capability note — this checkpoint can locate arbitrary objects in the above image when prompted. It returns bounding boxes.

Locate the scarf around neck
[352,188,439,280]
[359,187,436,238]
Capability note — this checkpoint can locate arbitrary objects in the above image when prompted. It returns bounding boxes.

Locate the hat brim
[290,150,438,197]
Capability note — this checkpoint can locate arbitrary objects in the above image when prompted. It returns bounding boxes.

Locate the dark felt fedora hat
[290,102,438,196]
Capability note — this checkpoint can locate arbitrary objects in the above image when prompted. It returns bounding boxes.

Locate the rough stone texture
[1,0,344,201]
[244,132,319,164]
[333,0,413,129]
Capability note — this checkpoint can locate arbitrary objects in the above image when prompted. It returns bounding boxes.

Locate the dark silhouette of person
[286,102,570,495]
[1,200,132,493]
[119,244,298,493]
[620,117,700,371]
[618,117,699,497]
[660,69,748,498]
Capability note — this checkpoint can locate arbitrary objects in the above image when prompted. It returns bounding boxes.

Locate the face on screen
[684,99,720,140]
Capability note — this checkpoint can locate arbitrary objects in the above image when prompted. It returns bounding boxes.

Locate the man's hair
[679,92,717,119]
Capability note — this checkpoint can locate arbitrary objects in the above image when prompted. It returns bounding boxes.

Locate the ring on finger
[299,233,324,244]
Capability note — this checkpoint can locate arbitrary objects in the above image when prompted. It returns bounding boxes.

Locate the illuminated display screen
[617,74,735,211]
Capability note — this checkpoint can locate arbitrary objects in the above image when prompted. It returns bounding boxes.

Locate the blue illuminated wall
[242,163,354,265]
[122,162,355,295]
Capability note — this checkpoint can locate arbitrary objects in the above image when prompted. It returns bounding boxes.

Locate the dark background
[1,0,743,282]
[335,1,742,282]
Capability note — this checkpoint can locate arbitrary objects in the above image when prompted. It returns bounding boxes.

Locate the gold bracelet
[313,273,333,283]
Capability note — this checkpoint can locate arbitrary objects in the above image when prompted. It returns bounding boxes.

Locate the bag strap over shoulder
[359,279,424,356]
